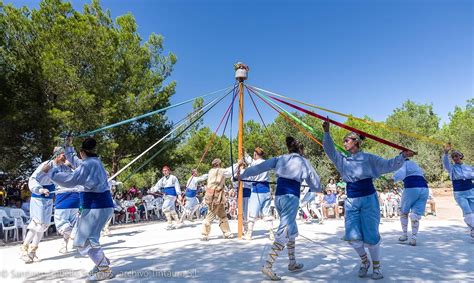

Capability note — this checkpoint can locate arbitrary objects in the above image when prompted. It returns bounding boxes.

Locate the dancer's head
[80,137,97,158]
[52,146,66,164]
[286,136,299,154]
[343,132,364,153]
[212,158,222,168]
[162,165,171,176]
[254,147,264,159]
[451,150,464,164]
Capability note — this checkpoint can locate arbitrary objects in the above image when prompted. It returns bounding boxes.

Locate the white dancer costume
[393,160,429,246]
[442,152,474,238]
[180,172,208,224]
[21,147,71,263]
[151,170,181,229]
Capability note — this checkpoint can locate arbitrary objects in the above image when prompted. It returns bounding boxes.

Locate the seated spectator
[124,194,138,222]
[336,178,346,190]
[326,178,337,191]
[134,191,145,220]
[20,182,31,202]
[322,188,339,219]
[128,185,138,196]
[336,187,347,216]
[113,197,126,223]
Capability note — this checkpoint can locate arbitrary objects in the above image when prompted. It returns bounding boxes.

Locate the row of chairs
[112,196,164,224]
[0,209,29,243]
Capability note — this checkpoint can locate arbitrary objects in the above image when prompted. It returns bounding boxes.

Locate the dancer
[151,166,182,230]
[232,176,252,233]
[240,137,320,280]
[442,144,474,238]
[44,137,114,281]
[54,159,81,254]
[393,159,429,246]
[322,120,414,280]
[243,147,275,241]
[201,158,236,241]
[21,146,68,263]
[179,169,208,225]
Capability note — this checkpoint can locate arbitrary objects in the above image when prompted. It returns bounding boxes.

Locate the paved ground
[0,195,473,282]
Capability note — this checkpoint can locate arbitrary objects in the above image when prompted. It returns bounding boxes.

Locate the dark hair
[286,136,299,154]
[81,137,98,157]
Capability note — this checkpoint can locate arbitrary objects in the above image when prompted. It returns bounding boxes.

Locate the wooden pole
[237,81,244,239]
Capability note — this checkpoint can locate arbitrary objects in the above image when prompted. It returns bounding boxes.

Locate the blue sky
[9,0,474,132]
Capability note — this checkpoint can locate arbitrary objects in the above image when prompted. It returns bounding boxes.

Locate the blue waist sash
[237,186,252,198]
[252,181,270,193]
[185,189,197,198]
[163,187,177,196]
[452,179,473,192]
[403,175,428,189]
[32,184,55,199]
[276,177,301,197]
[80,191,114,209]
[55,192,80,209]
[346,178,376,198]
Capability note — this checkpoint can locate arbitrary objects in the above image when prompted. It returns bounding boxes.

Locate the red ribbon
[270,96,414,153]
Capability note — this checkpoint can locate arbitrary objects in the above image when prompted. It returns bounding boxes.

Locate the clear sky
[9,0,474,131]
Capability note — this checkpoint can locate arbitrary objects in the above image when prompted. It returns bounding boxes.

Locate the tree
[442,99,474,162]
[0,0,177,178]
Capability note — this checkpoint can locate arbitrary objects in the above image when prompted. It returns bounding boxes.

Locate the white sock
[349,240,366,257]
[409,213,422,238]
[23,230,35,245]
[400,213,408,234]
[367,242,380,262]
[31,231,44,246]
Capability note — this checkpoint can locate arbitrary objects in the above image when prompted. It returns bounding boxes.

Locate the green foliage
[0,0,176,177]
[441,99,474,161]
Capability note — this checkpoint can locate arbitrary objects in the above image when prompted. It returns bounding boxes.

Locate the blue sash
[276,177,301,197]
[80,190,114,209]
[452,179,473,192]
[403,175,428,189]
[252,181,270,193]
[32,184,55,199]
[185,189,197,197]
[237,186,252,198]
[346,178,376,198]
[163,186,177,196]
[55,192,80,209]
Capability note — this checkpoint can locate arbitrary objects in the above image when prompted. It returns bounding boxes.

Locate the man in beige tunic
[201,158,236,241]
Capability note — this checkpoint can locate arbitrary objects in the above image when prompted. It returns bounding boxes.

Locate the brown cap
[211,158,222,166]
[254,147,264,156]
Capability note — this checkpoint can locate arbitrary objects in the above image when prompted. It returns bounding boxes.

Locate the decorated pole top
[234,62,249,82]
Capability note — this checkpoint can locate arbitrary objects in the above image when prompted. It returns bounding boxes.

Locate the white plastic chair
[153,197,164,219]
[0,210,18,242]
[10,209,28,241]
[143,199,156,221]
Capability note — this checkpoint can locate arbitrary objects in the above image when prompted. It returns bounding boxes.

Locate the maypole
[235,62,249,239]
